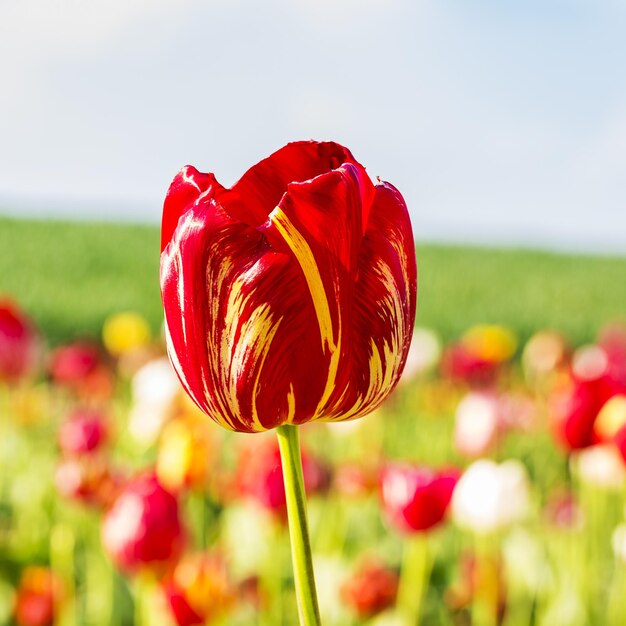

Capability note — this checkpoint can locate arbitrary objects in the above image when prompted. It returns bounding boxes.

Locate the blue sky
[1,0,625,252]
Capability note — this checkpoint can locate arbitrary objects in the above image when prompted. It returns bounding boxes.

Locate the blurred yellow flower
[102,312,151,357]
[462,325,518,363]
[156,416,213,492]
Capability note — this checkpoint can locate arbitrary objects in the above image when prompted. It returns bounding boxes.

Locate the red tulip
[162,553,234,626]
[380,464,459,533]
[160,141,417,433]
[0,297,39,382]
[49,342,100,384]
[551,352,626,451]
[58,409,107,456]
[235,437,330,513]
[14,567,62,626]
[341,560,399,619]
[101,472,184,573]
[440,343,499,387]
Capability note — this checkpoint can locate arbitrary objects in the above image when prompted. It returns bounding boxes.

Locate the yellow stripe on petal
[270,208,336,352]
[269,207,341,417]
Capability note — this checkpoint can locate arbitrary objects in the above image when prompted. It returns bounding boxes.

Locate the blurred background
[2,2,626,626]
[1,0,626,251]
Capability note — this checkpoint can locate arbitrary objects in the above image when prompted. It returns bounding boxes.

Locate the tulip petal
[161,166,223,252]
[220,141,357,227]
[262,161,381,420]
[325,181,417,420]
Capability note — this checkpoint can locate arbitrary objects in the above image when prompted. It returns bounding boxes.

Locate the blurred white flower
[451,459,531,534]
[572,444,626,489]
[453,392,500,458]
[399,328,441,383]
[128,357,180,446]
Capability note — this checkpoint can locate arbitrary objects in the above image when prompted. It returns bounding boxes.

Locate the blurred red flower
[14,567,62,626]
[0,297,39,382]
[58,408,108,456]
[101,472,184,573]
[160,141,417,432]
[234,437,330,514]
[341,559,398,619]
[380,464,460,533]
[162,552,234,626]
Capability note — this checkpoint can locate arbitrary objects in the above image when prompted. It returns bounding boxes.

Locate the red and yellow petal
[325,181,417,420]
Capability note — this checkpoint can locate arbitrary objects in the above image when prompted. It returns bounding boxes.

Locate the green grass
[1,215,625,345]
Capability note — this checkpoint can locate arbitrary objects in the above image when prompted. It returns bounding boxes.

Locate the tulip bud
[160,141,417,432]
[101,472,184,573]
[380,464,459,533]
[0,298,39,383]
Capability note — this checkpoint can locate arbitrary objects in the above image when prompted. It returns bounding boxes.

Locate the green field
[1,215,625,345]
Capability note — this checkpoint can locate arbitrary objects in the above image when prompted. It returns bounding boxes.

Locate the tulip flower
[48,342,114,400]
[441,325,517,388]
[13,567,62,626]
[451,459,531,535]
[162,552,235,626]
[340,560,399,620]
[156,414,214,492]
[160,140,416,432]
[379,463,458,624]
[380,464,459,534]
[0,297,39,383]
[160,141,416,625]
[58,408,108,456]
[101,472,184,573]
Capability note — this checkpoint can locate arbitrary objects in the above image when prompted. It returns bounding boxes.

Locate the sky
[1,0,625,253]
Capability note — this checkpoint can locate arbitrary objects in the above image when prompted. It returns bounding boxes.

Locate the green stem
[276,425,322,626]
[397,533,431,625]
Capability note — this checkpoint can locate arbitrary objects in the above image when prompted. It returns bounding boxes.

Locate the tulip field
[2,215,626,626]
